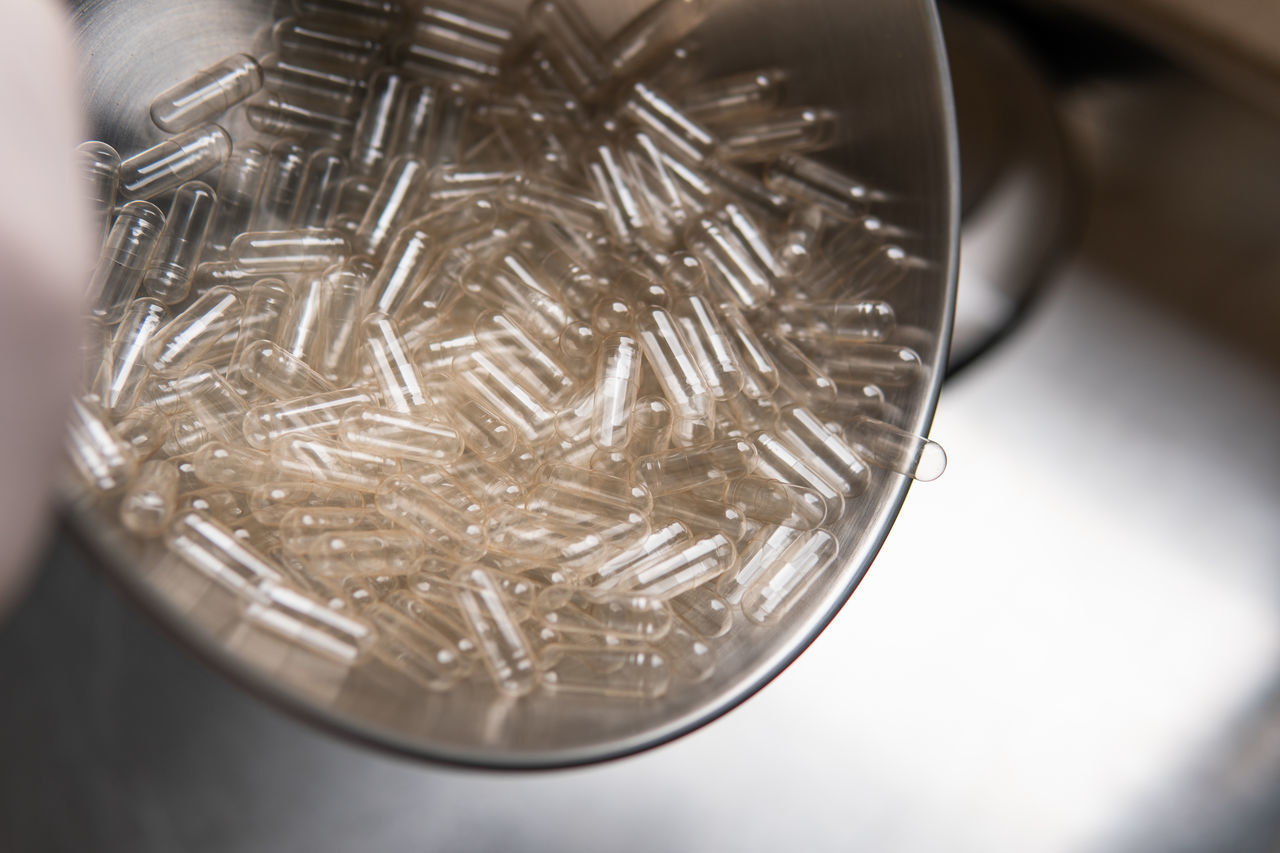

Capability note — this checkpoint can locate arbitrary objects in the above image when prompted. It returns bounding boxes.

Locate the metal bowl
[65,0,958,768]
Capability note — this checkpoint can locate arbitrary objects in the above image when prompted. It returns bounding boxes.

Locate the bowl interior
[66,0,958,767]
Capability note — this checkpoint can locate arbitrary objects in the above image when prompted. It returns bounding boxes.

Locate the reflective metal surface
[63,0,958,765]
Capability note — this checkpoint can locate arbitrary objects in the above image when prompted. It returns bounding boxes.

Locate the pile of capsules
[69,0,943,701]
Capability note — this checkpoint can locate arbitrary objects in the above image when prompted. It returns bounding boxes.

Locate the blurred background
[3,0,1279,850]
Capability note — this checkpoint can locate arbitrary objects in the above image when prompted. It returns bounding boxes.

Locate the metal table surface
[4,66,1280,853]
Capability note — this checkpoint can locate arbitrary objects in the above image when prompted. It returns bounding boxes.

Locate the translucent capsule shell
[375,475,487,560]
[143,181,217,304]
[634,437,755,496]
[99,298,169,416]
[271,435,399,490]
[150,54,263,133]
[230,230,350,273]
[118,125,231,200]
[541,645,670,699]
[245,388,374,449]
[165,511,283,594]
[66,398,137,493]
[635,305,714,446]
[88,201,166,323]
[146,286,243,376]
[340,405,463,465]
[742,528,839,623]
[120,459,181,537]
[452,567,539,697]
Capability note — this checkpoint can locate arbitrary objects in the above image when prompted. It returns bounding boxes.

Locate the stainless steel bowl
[65,0,958,768]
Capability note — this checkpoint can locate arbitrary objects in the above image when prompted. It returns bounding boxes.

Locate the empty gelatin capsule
[669,586,733,638]
[524,484,651,550]
[750,430,845,520]
[763,153,875,219]
[535,462,652,510]
[290,149,349,228]
[622,82,716,165]
[452,567,539,696]
[66,397,137,493]
[484,504,608,567]
[679,68,789,122]
[685,215,773,310]
[635,305,715,445]
[355,156,427,256]
[420,373,516,461]
[150,54,263,133]
[389,81,437,159]
[843,416,946,482]
[190,441,272,487]
[207,144,268,255]
[177,488,253,527]
[500,173,605,236]
[368,226,433,314]
[376,475,487,560]
[725,475,829,530]
[586,142,645,247]
[397,18,505,85]
[633,437,754,496]
[350,68,406,176]
[251,142,310,232]
[78,141,120,242]
[293,0,403,32]
[305,527,426,576]
[146,286,242,375]
[541,644,670,699]
[260,53,368,115]
[280,506,395,553]
[307,266,367,385]
[672,294,745,400]
[118,124,231,200]
[716,106,841,163]
[120,459,181,537]
[114,406,172,461]
[657,618,716,683]
[536,590,672,641]
[243,580,374,664]
[273,18,386,76]
[362,312,430,412]
[230,229,350,273]
[340,405,463,465]
[98,298,169,416]
[244,388,373,449]
[177,369,250,443]
[365,604,466,690]
[590,332,641,450]
[628,395,673,458]
[758,328,838,410]
[450,350,557,445]
[610,532,737,599]
[777,405,871,497]
[659,492,750,544]
[143,181,217,304]
[271,434,399,490]
[226,279,292,388]
[235,339,336,400]
[88,201,165,323]
[775,300,896,344]
[741,528,839,623]
[165,510,283,594]
[523,0,606,101]
[823,343,924,388]
[249,480,366,526]
[716,522,805,605]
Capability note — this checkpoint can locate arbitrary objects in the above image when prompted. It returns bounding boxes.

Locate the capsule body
[150,54,263,132]
[143,181,217,304]
[119,125,231,200]
[88,201,166,323]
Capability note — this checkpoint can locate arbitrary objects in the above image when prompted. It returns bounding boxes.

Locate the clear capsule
[143,181,217,304]
[119,459,181,537]
[763,152,877,219]
[66,398,137,493]
[355,155,427,257]
[368,226,434,314]
[500,173,606,236]
[230,229,350,273]
[244,579,374,664]
[843,416,946,482]
[244,388,374,449]
[375,474,487,560]
[634,437,754,495]
[165,510,283,594]
[150,54,262,133]
[361,312,429,412]
[587,331,641,450]
[206,145,269,255]
[778,404,871,497]
[349,68,405,176]
[622,82,716,165]
[340,405,463,465]
[398,18,505,85]
[234,339,336,400]
[260,53,368,116]
[484,504,608,568]
[679,67,788,123]
[78,141,120,243]
[742,528,839,623]
[274,17,386,78]
[758,327,838,409]
[118,124,231,200]
[524,0,606,102]
[659,492,750,544]
[717,106,840,163]
[669,586,734,639]
[146,286,242,376]
[98,299,169,416]
[177,369,250,444]
[288,149,349,229]
[635,305,715,445]
[249,480,365,526]
[823,342,924,388]
[725,474,829,530]
[536,589,672,641]
[251,142,310,232]
[365,603,466,690]
[749,430,845,520]
[420,372,516,461]
[452,567,539,696]
[271,434,399,490]
[114,406,172,461]
[541,644,670,699]
[190,441,272,487]
[88,201,165,323]
[685,215,773,310]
